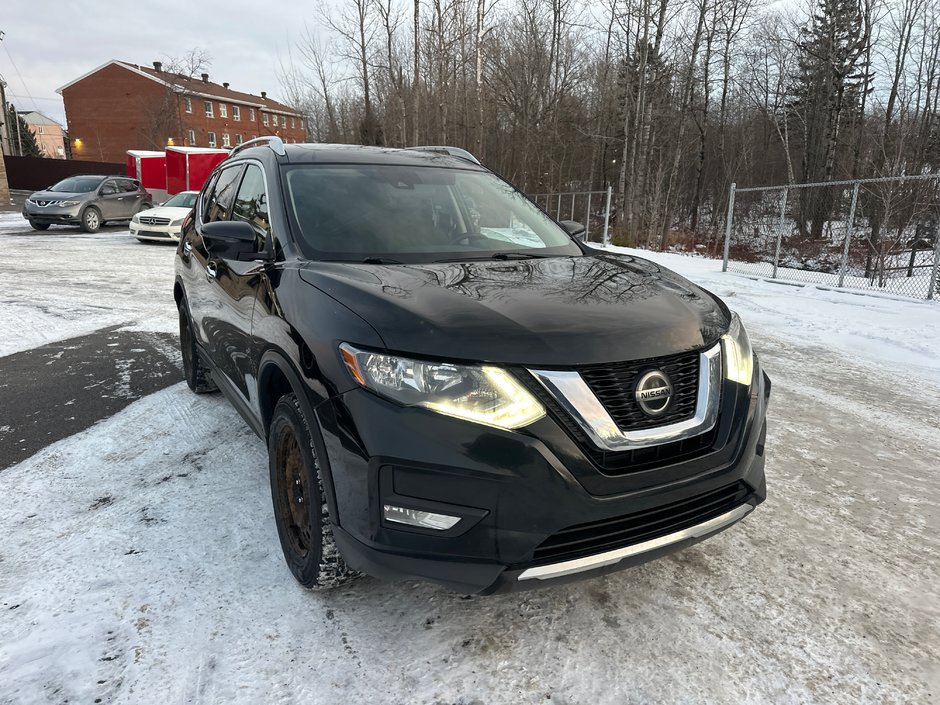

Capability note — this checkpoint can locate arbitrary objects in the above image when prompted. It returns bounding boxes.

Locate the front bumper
[316,362,771,594]
[22,205,81,225]
[130,221,182,242]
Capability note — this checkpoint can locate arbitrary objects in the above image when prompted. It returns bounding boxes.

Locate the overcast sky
[1,0,316,126]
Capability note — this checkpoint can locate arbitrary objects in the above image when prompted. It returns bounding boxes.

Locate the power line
[1,34,41,113]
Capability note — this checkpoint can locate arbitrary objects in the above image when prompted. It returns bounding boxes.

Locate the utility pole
[0,75,10,155]
[0,29,14,202]
[0,78,9,203]
[13,102,22,155]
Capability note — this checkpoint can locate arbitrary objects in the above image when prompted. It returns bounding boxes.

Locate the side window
[204,166,244,223]
[231,164,269,247]
[100,180,120,195]
[200,172,221,219]
[120,179,139,193]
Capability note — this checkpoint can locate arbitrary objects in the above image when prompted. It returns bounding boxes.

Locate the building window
[262,113,269,126]
[38,125,45,134]
[233,105,241,121]
[249,108,256,121]
[235,134,243,145]
[188,129,196,146]
[184,97,192,113]
[280,115,286,128]
[220,103,228,118]
[208,131,217,148]
[205,101,214,118]
[290,117,295,129]
[222,133,231,147]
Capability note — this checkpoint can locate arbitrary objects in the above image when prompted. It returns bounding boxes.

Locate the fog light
[383,505,461,530]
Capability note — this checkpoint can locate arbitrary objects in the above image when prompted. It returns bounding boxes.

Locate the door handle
[206,261,218,280]
[183,241,192,254]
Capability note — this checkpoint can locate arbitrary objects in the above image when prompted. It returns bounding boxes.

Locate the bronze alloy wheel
[275,426,313,558]
[267,393,356,589]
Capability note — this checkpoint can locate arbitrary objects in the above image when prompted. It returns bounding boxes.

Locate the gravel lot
[1,218,938,704]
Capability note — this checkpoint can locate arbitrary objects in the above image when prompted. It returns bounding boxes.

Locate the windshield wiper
[360,257,404,264]
[433,252,551,263]
[493,252,550,260]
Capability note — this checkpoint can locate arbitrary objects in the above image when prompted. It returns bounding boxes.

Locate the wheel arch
[257,349,341,524]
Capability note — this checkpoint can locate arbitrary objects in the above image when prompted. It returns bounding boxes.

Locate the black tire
[28,221,50,231]
[80,206,102,233]
[178,301,218,393]
[268,393,356,589]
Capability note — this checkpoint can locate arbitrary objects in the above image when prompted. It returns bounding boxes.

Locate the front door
[97,179,127,220]
[190,163,257,402]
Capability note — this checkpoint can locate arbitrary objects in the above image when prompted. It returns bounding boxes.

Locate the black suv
[174,138,770,594]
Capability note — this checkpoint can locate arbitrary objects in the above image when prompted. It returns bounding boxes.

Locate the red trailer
[126,150,168,202]
[165,147,229,195]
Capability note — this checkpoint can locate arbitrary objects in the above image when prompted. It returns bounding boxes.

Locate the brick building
[57,60,307,163]
[19,111,67,159]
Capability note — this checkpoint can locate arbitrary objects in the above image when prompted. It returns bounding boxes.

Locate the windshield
[283,164,581,263]
[49,176,104,193]
[162,192,197,208]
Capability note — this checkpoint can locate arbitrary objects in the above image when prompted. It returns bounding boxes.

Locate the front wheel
[80,207,101,233]
[178,301,217,393]
[268,393,356,590]
[28,221,50,231]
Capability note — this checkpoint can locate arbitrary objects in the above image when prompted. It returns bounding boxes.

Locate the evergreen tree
[6,105,43,157]
[789,0,868,238]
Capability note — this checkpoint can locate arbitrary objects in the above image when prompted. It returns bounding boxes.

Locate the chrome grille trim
[517,502,752,581]
[527,343,721,452]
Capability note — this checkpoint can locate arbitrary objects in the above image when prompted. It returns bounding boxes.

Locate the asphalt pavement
[0,326,182,469]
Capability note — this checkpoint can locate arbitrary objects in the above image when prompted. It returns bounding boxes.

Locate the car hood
[137,206,191,220]
[29,190,90,201]
[297,252,730,366]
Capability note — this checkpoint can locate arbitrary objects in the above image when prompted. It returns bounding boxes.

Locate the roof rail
[406,145,481,165]
[229,135,287,158]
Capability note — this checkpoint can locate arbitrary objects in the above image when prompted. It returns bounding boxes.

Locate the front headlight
[131,213,140,223]
[170,217,184,227]
[339,344,545,430]
[722,312,754,385]
[57,200,80,207]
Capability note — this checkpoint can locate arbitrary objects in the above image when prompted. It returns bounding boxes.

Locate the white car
[130,191,197,243]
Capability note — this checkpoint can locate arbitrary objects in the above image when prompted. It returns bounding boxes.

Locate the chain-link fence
[529,188,612,244]
[721,175,940,300]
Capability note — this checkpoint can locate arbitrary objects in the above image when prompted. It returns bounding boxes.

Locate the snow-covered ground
[0,214,177,358]
[1,223,939,704]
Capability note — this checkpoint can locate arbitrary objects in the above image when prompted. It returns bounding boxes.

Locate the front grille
[529,482,751,566]
[139,216,170,226]
[578,350,701,431]
[517,368,719,475]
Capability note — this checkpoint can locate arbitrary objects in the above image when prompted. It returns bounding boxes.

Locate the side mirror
[201,220,268,261]
[560,220,586,241]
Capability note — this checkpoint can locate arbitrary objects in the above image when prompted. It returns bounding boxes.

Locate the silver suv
[23,175,152,232]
